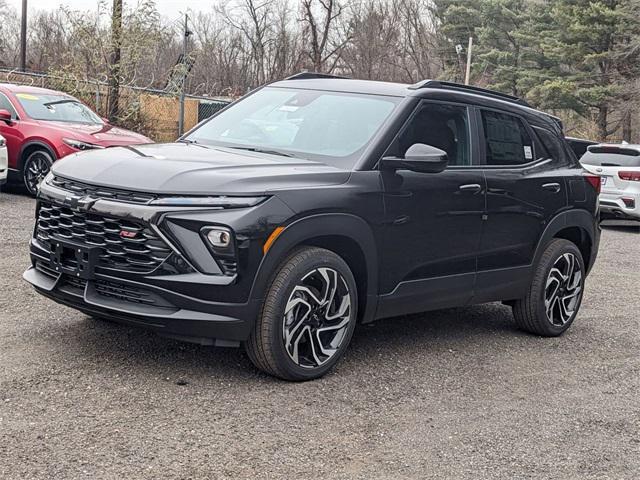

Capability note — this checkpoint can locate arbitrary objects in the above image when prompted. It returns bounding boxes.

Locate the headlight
[63,138,104,150]
[150,196,266,208]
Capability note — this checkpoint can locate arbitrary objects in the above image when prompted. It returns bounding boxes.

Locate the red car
[0,83,152,195]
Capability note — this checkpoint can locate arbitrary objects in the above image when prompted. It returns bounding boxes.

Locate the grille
[218,258,238,276]
[94,280,158,306]
[36,201,172,273]
[34,263,166,307]
[50,176,157,204]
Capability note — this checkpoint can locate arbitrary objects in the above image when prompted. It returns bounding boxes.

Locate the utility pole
[178,13,191,137]
[108,0,123,122]
[20,0,27,71]
[464,36,473,86]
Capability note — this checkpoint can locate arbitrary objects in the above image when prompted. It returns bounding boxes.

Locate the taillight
[618,171,640,182]
[584,174,601,194]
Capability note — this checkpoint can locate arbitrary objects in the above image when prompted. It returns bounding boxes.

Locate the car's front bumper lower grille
[35,260,171,308]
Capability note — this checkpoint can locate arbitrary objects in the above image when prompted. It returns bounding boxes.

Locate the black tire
[23,149,54,196]
[245,247,358,381]
[513,239,586,336]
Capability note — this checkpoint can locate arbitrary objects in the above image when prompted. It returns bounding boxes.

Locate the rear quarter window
[533,127,566,162]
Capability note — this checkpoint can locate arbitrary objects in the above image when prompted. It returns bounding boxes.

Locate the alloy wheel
[544,252,583,327]
[24,152,52,195]
[282,267,352,369]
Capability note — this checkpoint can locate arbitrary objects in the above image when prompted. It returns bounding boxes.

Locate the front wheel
[245,247,358,381]
[513,239,585,336]
[23,149,54,196]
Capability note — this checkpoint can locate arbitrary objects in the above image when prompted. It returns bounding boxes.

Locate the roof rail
[409,80,530,107]
[285,72,348,81]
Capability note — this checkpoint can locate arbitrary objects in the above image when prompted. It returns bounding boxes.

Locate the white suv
[580,144,640,221]
[0,134,7,186]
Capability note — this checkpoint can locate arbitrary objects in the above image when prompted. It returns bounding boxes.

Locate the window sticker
[16,93,39,100]
[524,145,533,160]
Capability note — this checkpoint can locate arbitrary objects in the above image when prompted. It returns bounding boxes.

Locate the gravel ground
[0,189,639,480]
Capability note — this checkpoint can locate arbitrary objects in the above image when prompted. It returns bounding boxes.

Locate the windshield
[185,87,400,167]
[15,93,102,124]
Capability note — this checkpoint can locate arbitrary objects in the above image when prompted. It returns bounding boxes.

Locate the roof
[269,75,558,127]
[271,78,412,97]
[0,83,69,96]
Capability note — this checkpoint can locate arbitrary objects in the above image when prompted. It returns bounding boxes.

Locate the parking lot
[0,189,638,479]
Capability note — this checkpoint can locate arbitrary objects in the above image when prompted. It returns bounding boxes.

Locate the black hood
[51,143,351,195]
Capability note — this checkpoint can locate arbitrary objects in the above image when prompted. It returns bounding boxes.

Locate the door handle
[542,182,561,193]
[458,183,482,194]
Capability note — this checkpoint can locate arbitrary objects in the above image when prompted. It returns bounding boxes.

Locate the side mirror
[0,109,13,124]
[380,143,449,174]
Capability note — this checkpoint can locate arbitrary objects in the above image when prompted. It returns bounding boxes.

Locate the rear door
[474,109,568,302]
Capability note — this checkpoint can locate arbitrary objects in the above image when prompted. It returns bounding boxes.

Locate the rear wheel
[513,239,585,336]
[245,247,358,381]
[23,149,54,196]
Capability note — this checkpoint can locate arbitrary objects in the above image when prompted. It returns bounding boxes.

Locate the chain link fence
[0,68,231,142]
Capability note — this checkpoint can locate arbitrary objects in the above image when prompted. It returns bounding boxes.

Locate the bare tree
[108,0,123,121]
[217,0,278,86]
[300,0,351,73]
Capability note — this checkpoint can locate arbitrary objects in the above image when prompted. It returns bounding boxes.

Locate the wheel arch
[533,209,598,274]
[249,213,379,324]
[19,140,57,171]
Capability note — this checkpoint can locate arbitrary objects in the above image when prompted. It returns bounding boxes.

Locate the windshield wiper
[44,99,78,107]
[228,146,294,158]
[178,138,210,148]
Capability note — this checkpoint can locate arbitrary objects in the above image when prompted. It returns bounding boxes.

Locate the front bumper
[24,178,294,344]
[24,254,261,344]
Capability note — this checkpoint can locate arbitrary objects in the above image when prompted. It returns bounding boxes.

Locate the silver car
[0,134,7,186]
[581,144,640,221]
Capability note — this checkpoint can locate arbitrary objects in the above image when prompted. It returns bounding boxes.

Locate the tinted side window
[481,110,534,166]
[534,127,566,162]
[0,93,18,119]
[387,102,471,166]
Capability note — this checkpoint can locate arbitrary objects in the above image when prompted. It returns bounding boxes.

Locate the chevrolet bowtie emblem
[65,195,97,212]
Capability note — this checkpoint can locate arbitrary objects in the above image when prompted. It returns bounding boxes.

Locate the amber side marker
[263,226,285,254]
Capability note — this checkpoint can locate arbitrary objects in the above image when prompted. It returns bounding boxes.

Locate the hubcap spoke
[282,267,352,369]
[25,154,51,193]
[544,252,583,326]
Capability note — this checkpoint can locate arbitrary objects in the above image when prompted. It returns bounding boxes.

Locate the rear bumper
[599,193,640,221]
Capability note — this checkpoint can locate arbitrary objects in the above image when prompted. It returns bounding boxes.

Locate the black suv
[24,74,601,381]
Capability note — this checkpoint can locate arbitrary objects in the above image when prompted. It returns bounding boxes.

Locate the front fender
[249,213,379,322]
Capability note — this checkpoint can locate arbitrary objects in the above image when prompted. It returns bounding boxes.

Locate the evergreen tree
[523,0,640,140]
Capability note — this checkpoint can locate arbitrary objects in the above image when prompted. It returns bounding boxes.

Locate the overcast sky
[5,0,215,19]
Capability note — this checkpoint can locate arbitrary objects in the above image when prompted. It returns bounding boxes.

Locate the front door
[376,101,485,318]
